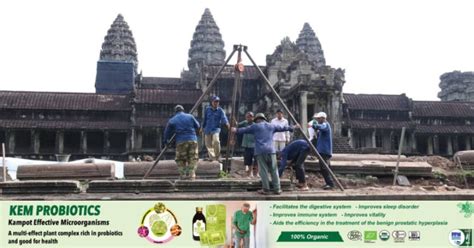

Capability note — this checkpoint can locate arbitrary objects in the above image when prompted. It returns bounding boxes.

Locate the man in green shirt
[238,112,257,178]
[233,202,256,248]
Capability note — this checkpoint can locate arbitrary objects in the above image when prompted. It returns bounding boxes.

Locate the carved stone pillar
[130,128,136,151]
[433,135,439,154]
[136,130,143,150]
[125,132,131,152]
[447,136,453,155]
[32,130,40,154]
[347,128,353,148]
[80,131,87,154]
[56,131,64,154]
[410,132,417,153]
[300,91,308,133]
[371,129,376,148]
[104,131,110,154]
[427,136,433,155]
[7,130,15,154]
[452,136,459,153]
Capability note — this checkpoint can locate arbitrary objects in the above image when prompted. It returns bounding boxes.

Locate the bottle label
[193,220,205,236]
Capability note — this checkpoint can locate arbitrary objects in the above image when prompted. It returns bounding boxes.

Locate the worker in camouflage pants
[164,105,201,179]
[175,141,198,178]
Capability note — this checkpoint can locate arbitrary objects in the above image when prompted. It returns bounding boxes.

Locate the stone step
[124,160,221,179]
[16,163,114,180]
[174,179,292,192]
[87,180,174,193]
[86,179,293,193]
[0,180,80,194]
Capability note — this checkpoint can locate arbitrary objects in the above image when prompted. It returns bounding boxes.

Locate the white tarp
[0,157,124,180]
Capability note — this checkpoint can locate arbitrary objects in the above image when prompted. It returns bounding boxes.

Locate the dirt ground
[230,155,473,193]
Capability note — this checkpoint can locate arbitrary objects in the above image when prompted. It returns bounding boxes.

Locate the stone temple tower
[187,8,226,71]
[438,71,474,101]
[296,23,326,68]
[266,23,345,135]
[95,14,138,94]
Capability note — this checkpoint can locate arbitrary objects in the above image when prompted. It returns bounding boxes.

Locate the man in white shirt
[271,109,290,153]
[307,114,318,160]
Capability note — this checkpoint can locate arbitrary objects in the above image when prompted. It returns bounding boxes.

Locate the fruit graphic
[151,220,168,237]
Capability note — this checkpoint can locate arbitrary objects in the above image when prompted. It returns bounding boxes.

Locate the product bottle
[192,207,206,241]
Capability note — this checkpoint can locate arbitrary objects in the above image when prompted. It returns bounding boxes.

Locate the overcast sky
[1,0,473,100]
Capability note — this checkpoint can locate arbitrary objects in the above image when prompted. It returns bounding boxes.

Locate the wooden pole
[224,46,242,172]
[392,127,406,186]
[143,47,238,179]
[243,47,345,191]
[2,143,6,182]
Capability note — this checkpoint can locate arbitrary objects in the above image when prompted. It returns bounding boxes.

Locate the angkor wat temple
[0,9,473,161]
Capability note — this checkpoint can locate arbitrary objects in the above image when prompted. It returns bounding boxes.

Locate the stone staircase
[333,137,357,153]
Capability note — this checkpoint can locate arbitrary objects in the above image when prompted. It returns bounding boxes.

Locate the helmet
[254,113,267,121]
[211,96,220,102]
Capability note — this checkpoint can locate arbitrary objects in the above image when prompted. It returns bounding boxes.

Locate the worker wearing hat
[312,112,334,189]
[202,96,229,162]
[232,113,299,195]
[164,105,201,179]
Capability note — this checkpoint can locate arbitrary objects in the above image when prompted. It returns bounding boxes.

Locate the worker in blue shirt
[164,105,201,179]
[278,139,310,191]
[202,96,229,162]
[312,112,334,189]
[232,113,298,195]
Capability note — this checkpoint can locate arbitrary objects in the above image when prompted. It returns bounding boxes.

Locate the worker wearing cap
[312,112,334,189]
[202,96,229,162]
[238,112,258,178]
[231,113,298,195]
[308,113,318,149]
[164,105,201,179]
[271,109,290,153]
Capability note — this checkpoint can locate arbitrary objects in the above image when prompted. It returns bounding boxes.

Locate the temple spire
[296,23,325,67]
[99,14,138,71]
[187,8,226,70]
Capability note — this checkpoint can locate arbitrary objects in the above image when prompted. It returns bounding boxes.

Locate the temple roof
[140,77,183,89]
[99,14,138,70]
[344,93,411,111]
[296,23,326,67]
[415,125,474,134]
[188,8,226,70]
[413,101,474,118]
[0,119,130,130]
[134,89,201,104]
[349,120,413,129]
[0,91,130,111]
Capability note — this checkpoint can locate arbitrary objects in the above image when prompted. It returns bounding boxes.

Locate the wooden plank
[0,181,80,194]
[124,160,221,179]
[17,163,114,180]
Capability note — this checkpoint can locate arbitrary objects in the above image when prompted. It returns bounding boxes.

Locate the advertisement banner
[1,200,472,247]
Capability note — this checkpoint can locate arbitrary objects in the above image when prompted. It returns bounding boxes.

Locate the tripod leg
[243,47,344,191]
[143,47,239,179]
